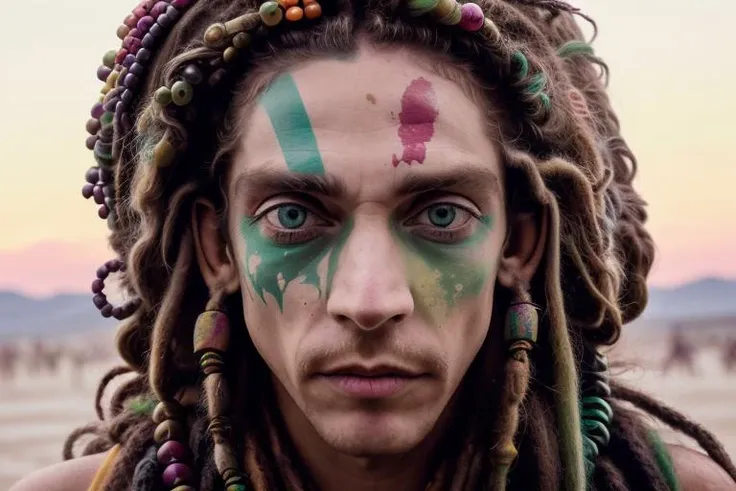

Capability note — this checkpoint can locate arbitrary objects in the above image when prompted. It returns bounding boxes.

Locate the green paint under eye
[241,216,353,311]
[393,215,494,324]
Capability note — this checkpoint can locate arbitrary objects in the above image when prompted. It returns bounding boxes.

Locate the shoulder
[668,444,736,491]
[9,451,110,491]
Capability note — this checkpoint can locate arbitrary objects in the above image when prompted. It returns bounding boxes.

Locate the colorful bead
[162,463,193,487]
[280,0,299,6]
[124,53,137,68]
[232,32,251,49]
[86,119,102,135]
[223,46,238,63]
[226,485,247,491]
[204,24,227,47]
[115,49,129,65]
[182,65,203,85]
[171,0,193,7]
[154,419,184,443]
[458,2,484,31]
[153,136,176,167]
[85,136,98,151]
[150,23,164,38]
[154,86,173,106]
[102,50,117,69]
[151,1,168,18]
[166,5,181,21]
[136,47,152,63]
[97,65,113,82]
[407,0,440,16]
[260,1,283,26]
[117,25,131,40]
[504,302,538,343]
[304,2,322,19]
[286,6,304,21]
[124,13,138,28]
[193,310,231,354]
[100,111,114,126]
[157,440,190,465]
[85,167,100,184]
[170,80,193,106]
[436,0,461,25]
[152,401,180,423]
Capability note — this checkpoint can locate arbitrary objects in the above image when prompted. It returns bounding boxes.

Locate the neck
[272,381,452,491]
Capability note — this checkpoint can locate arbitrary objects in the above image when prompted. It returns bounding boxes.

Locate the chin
[308,408,437,456]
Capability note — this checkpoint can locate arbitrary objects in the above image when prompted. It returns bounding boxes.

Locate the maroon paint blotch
[392,77,439,167]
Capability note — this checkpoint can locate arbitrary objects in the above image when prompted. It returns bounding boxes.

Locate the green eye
[277,204,308,229]
[427,204,456,228]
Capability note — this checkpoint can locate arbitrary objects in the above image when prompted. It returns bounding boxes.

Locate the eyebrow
[233,165,501,201]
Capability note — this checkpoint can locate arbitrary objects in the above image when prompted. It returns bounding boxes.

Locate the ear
[192,199,240,294]
[497,205,549,289]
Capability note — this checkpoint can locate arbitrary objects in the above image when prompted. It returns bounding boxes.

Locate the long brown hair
[67,1,736,490]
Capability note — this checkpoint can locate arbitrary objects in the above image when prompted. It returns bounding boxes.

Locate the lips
[315,364,429,399]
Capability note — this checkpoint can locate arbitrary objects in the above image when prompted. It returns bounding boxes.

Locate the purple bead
[91,103,104,119]
[91,279,105,294]
[157,440,189,465]
[124,54,137,68]
[182,65,203,85]
[157,13,172,28]
[137,15,155,34]
[93,294,108,309]
[129,37,142,54]
[124,73,140,89]
[171,0,191,9]
[85,167,100,184]
[151,1,168,17]
[100,304,114,318]
[130,62,145,76]
[97,66,112,82]
[99,125,114,140]
[162,463,193,487]
[106,259,122,271]
[103,98,119,113]
[98,205,110,220]
[136,48,152,63]
[142,33,156,49]
[99,167,113,181]
[112,306,124,320]
[149,23,163,38]
[459,2,485,32]
[121,89,135,106]
[93,185,105,205]
[85,135,98,150]
[82,183,94,199]
[129,27,141,39]
[165,5,180,21]
[96,264,109,280]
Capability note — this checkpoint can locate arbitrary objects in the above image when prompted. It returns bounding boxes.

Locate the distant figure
[722,337,736,373]
[28,340,62,376]
[662,327,697,375]
[0,342,20,381]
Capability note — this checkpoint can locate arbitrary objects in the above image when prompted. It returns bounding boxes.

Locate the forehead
[232,45,501,199]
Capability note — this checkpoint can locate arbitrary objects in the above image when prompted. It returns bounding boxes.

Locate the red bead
[115,49,129,65]
[162,463,193,487]
[157,440,190,465]
[133,6,147,18]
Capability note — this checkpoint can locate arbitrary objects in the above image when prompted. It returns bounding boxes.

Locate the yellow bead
[154,419,184,443]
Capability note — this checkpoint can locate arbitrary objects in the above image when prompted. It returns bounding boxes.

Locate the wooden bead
[214,442,239,475]
[232,32,251,49]
[193,310,230,354]
[438,1,461,25]
[223,46,239,63]
[204,23,227,48]
[407,0,439,16]
[154,419,185,443]
[304,2,322,19]
[204,372,229,416]
[285,6,303,21]
[432,0,456,19]
[152,401,181,424]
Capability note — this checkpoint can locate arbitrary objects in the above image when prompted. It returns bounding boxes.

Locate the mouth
[315,365,430,399]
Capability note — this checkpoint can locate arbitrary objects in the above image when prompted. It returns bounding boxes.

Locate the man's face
[227,45,507,456]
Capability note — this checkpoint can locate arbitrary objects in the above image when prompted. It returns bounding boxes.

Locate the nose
[326,213,414,331]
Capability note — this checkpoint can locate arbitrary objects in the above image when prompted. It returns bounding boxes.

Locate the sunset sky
[0,0,734,296]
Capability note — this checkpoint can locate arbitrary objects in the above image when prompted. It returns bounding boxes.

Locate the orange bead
[303,0,316,3]
[279,0,299,6]
[304,2,322,19]
[285,5,304,21]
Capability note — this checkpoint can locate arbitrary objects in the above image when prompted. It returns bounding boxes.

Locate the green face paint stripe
[260,74,325,175]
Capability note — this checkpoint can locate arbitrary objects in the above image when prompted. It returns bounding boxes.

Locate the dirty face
[227,45,506,456]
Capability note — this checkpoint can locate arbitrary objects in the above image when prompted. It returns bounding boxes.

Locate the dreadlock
[64,0,736,490]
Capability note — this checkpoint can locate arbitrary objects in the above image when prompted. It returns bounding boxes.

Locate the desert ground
[1,328,735,490]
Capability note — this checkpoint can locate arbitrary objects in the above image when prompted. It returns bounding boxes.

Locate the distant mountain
[0,277,734,339]
[0,291,116,340]
[644,278,736,321]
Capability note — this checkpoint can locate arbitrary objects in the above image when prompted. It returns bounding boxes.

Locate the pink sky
[0,0,735,296]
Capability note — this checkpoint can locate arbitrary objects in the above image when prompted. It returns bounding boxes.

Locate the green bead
[100,112,114,126]
[407,0,440,15]
[582,408,611,425]
[170,80,194,106]
[227,485,247,491]
[583,419,611,447]
[103,50,117,69]
[582,434,599,458]
[582,396,613,421]
[259,1,283,26]
[154,86,173,106]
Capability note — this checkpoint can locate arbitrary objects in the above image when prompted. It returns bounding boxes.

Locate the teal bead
[583,419,611,447]
[227,485,247,491]
[582,434,599,458]
[582,408,611,425]
[100,112,114,126]
[171,80,193,106]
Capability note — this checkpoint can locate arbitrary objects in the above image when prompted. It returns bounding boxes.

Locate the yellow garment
[87,445,121,491]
